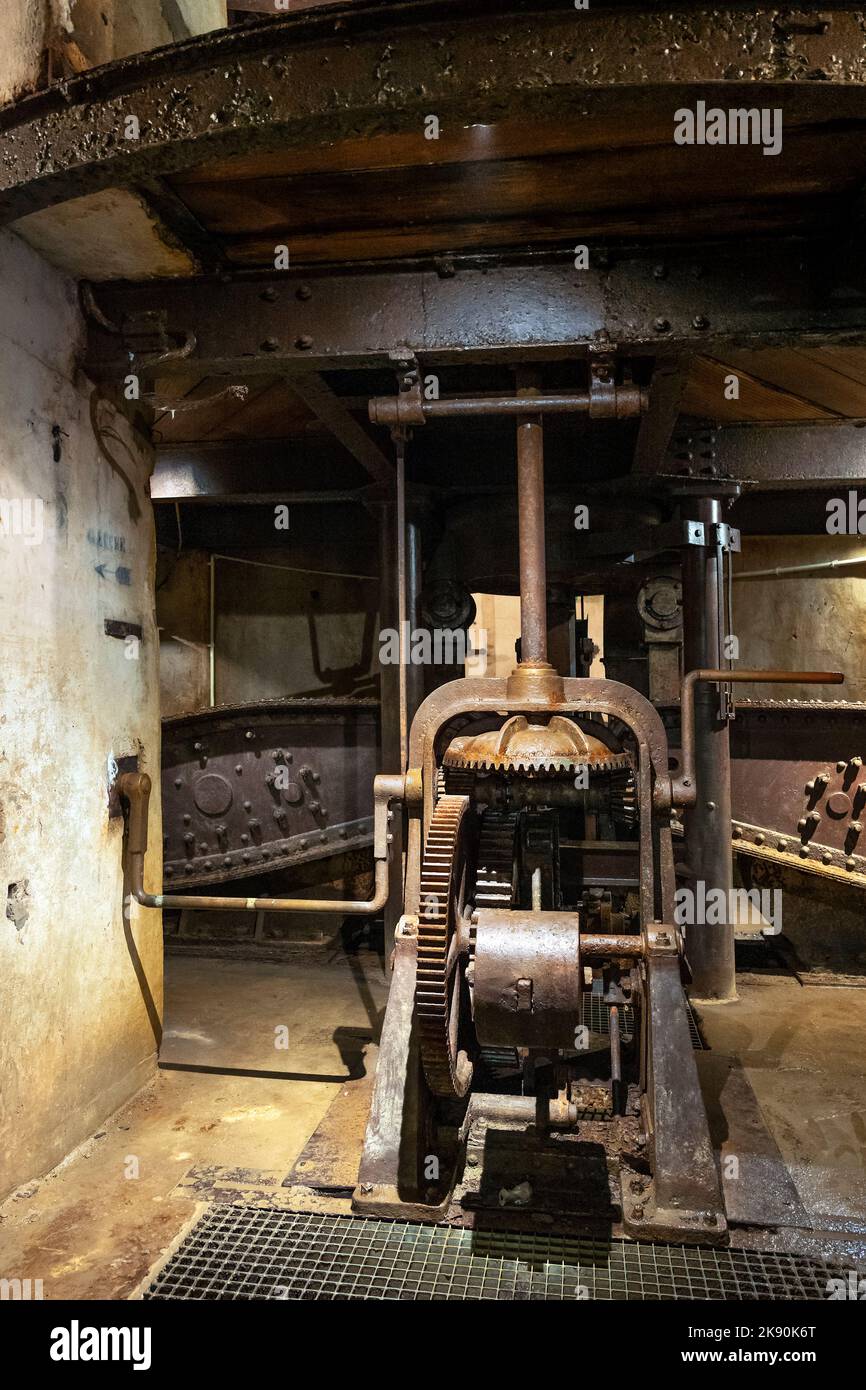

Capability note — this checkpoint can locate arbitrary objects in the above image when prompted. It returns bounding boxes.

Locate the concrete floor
[0,943,387,1300]
[1,950,864,1299]
[697,966,866,1228]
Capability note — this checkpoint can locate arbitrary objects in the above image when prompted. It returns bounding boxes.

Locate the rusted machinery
[353,380,842,1239]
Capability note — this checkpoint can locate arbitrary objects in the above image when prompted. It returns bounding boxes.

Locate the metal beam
[664,420,866,488]
[151,440,370,500]
[290,375,393,484]
[633,355,686,475]
[3,3,866,225]
[85,240,866,382]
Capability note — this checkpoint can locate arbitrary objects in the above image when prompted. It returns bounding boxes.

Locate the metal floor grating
[144,1207,845,1301]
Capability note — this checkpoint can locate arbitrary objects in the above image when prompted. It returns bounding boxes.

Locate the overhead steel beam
[290,374,393,484]
[86,240,866,382]
[663,420,866,489]
[151,440,371,500]
[2,3,866,225]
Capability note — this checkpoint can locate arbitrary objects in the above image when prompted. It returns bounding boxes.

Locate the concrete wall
[0,230,163,1201]
[733,535,866,702]
[157,550,211,717]
[215,551,380,704]
[1,0,52,103]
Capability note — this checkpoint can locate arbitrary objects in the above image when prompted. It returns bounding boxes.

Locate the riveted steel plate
[161,697,379,886]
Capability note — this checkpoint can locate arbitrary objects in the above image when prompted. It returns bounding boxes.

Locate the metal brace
[682,520,740,552]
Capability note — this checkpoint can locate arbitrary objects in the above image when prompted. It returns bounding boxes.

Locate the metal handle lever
[671,668,844,807]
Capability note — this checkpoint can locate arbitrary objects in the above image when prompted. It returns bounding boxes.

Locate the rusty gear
[416,795,477,1099]
[443,714,631,777]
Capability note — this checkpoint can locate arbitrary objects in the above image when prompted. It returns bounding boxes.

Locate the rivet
[295,335,314,351]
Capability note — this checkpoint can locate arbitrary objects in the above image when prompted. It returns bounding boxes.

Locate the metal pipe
[120,770,402,916]
[516,409,547,664]
[208,552,216,707]
[395,431,409,772]
[369,387,646,427]
[734,554,866,580]
[673,668,844,808]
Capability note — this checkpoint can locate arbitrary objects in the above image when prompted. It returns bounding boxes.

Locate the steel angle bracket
[354,917,454,1220]
[621,928,727,1245]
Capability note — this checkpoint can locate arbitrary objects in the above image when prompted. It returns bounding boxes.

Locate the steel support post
[681,496,736,1001]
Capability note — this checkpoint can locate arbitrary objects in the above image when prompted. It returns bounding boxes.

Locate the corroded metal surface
[4,2,866,226]
[473,908,583,1050]
[444,713,631,776]
[161,697,379,886]
[85,244,866,382]
[663,700,866,887]
[416,794,476,1100]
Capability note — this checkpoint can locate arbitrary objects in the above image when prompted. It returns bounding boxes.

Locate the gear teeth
[416,795,474,1099]
[444,752,632,776]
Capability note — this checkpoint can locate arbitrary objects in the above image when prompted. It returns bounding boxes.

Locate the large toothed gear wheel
[416,794,477,1100]
[443,714,631,777]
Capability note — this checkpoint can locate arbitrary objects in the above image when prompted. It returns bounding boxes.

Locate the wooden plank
[723,347,866,417]
[213,198,839,265]
[290,375,393,483]
[798,347,866,391]
[171,111,683,188]
[681,356,840,423]
[175,133,866,239]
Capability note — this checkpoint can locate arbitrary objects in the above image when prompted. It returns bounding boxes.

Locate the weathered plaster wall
[1,0,53,104]
[157,549,211,717]
[0,230,163,1201]
[0,2,227,104]
[733,535,866,702]
[215,551,380,704]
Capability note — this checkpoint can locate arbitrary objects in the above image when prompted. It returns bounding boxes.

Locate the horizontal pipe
[369,385,645,427]
[734,554,866,580]
[119,770,401,916]
[672,668,844,807]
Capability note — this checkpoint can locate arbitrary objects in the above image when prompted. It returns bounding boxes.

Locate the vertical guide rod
[516,404,548,665]
[395,430,409,770]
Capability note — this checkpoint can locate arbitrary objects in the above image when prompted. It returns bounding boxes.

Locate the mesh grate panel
[144,1207,846,1301]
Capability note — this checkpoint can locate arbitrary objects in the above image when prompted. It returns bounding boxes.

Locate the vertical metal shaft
[395,431,409,771]
[377,496,404,953]
[516,412,548,664]
[682,496,736,1002]
[404,509,425,731]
